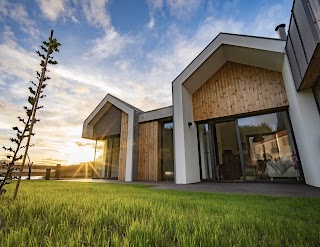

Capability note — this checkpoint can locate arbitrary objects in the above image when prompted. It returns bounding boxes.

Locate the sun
[66,143,96,165]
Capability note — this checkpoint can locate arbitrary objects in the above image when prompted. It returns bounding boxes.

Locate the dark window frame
[160,119,174,181]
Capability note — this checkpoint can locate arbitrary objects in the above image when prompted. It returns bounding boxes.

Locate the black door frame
[198,119,246,182]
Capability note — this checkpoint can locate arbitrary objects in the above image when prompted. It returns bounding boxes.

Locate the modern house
[83,0,320,187]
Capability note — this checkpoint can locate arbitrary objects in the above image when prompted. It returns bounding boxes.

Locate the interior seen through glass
[162,122,174,180]
[93,136,120,179]
[198,111,302,181]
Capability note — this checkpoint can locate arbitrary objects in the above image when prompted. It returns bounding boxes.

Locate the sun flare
[66,143,95,165]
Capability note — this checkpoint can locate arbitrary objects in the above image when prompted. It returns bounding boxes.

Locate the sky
[0,0,293,166]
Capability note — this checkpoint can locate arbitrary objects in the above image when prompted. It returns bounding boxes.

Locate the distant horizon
[0,160,94,167]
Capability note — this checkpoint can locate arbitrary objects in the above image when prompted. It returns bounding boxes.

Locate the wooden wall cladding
[138,121,161,181]
[192,62,288,121]
[118,112,128,181]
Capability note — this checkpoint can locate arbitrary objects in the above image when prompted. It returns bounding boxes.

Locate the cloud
[146,0,163,11]
[0,1,40,38]
[146,17,155,30]
[0,0,9,15]
[146,17,244,75]
[250,2,291,38]
[83,28,136,60]
[166,0,201,20]
[81,0,111,31]
[1,26,17,47]
[36,0,65,21]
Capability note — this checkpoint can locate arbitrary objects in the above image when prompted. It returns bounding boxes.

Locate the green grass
[0,181,319,247]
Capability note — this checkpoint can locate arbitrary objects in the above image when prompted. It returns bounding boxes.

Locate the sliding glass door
[238,112,301,181]
[198,123,215,180]
[198,111,302,182]
[215,121,242,181]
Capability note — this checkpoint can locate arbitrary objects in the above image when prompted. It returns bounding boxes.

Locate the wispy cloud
[0,0,40,38]
[36,0,65,21]
[81,0,111,31]
[146,16,155,30]
[166,0,202,20]
[252,3,289,38]
[146,0,164,11]
[83,28,136,60]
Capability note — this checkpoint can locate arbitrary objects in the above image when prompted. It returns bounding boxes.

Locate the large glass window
[93,136,120,179]
[197,111,302,182]
[92,140,105,178]
[198,123,214,180]
[238,112,301,181]
[215,121,242,181]
[161,122,174,180]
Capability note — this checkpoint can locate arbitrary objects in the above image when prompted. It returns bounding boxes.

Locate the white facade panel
[282,56,320,187]
[173,84,200,184]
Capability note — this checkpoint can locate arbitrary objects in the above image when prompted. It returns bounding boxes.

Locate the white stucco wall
[173,83,200,184]
[125,112,135,181]
[282,56,320,187]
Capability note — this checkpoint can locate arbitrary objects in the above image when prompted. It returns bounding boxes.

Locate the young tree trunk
[13,31,54,200]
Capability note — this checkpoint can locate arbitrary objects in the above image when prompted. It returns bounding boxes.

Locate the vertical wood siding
[118,112,128,181]
[138,121,161,181]
[192,62,289,121]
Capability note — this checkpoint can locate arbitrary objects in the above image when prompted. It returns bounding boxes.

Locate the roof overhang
[139,106,173,123]
[172,33,286,94]
[82,94,142,139]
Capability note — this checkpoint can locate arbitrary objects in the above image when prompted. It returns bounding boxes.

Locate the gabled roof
[172,33,286,93]
[82,94,142,139]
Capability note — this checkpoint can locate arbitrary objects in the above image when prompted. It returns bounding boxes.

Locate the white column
[125,112,134,181]
[173,83,200,184]
[282,56,320,187]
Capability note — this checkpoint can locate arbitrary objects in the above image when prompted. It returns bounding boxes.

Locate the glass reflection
[238,112,301,181]
[93,136,120,179]
[93,140,105,178]
[215,121,242,181]
[162,122,174,180]
[198,123,214,180]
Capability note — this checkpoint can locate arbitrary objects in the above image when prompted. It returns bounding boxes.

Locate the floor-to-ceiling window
[238,112,301,181]
[93,135,120,179]
[198,123,214,180]
[198,111,302,182]
[215,121,242,181]
[161,122,174,180]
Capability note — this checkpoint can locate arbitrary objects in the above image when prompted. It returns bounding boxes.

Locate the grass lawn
[0,181,319,246]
